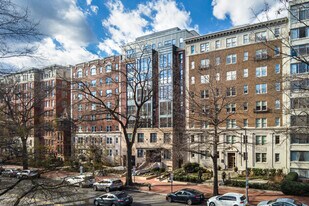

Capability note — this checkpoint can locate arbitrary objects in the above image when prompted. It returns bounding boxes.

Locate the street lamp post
[244,129,249,203]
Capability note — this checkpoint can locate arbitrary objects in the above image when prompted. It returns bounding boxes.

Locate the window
[226,71,237,80]
[274,46,280,56]
[106,89,112,97]
[106,77,112,85]
[275,153,280,162]
[256,135,266,145]
[200,59,210,68]
[226,87,236,96]
[275,64,280,73]
[243,119,248,127]
[291,151,309,162]
[164,133,171,143]
[262,153,267,162]
[106,137,113,144]
[256,153,267,162]
[275,117,280,127]
[256,118,267,128]
[226,37,237,48]
[77,70,83,78]
[243,52,248,61]
[243,102,248,111]
[226,119,236,128]
[91,104,96,110]
[215,40,221,49]
[179,38,183,47]
[200,42,210,52]
[290,27,309,39]
[275,100,280,109]
[226,54,237,64]
[255,49,268,60]
[137,149,144,158]
[108,149,113,156]
[255,31,267,41]
[191,45,195,54]
[78,104,82,111]
[106,125,112,131]
[191,76,195,84]
[201,75,209,84]
[163,150,171,159]
[90,80,96,87]
[256,101,267,111]
[150,133,157,143]
[215,57,221,65]
[274,28,280,37]
[226,135,236,144]
[226,103,236,113]
[244,84,248,94]
[243,34,249,44]
[275,83,281,91]
[137,133,144,143]
[90,67,96,75]
[243,69,248,78]
[106,65,112,73]
[256,66,267,77]
[275,135,280,144]
[200,90,209,99]
[216,73,220,81]
[106,114,111,120]
[256,84,267,94]
[191,61,195,69]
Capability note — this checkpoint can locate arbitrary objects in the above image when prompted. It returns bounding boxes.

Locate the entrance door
[227,153,236,169]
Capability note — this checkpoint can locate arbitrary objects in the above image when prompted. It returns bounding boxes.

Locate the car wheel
[111,204,116,206]
[94,200,100,206]
[93,186,98,191]
[187,199,193,205]
[167,197,172,203]
[209,202,216,206]
[105,187,110,192]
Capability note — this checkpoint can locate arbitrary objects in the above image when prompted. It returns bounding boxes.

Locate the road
[0,177,205,206]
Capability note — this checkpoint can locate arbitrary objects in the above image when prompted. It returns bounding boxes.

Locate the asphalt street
[0,177,205,206]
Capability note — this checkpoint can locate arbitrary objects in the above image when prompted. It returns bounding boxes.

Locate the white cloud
[90,5,99,14]
[86,0,92,6]
[2,0,99,69]
[212,0,287,26]
[99,0,198,55]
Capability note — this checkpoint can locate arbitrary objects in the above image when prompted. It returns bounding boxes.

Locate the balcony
[199,64,211,70]
[253,108,272,113]
[254,55,270,61]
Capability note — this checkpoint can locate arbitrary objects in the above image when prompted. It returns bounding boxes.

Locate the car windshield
[240,196,246,201]
[113,180,122,184]
[115,193,128,199]
[267,200,277,204]
[84,176,94,180]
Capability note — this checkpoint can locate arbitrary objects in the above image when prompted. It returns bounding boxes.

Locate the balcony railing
[253,108,272,113]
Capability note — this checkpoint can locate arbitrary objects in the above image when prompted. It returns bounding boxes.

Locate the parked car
[2,169,21,177]
[258,198,308,206]
[17,170,40,179]
[207,193,247,206]
[93,191,133,206]
[65,175,95,188]
[93,178,123,192]
[166,188,205,205]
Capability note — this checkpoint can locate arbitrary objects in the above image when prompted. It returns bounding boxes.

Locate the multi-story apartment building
[71,57,122,165]
[185,18,289,172]
[122,28,199,170]
[287,0,309,178]
[0,65,71,161]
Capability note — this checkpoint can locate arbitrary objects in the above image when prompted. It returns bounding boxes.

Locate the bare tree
[0,0,41,73]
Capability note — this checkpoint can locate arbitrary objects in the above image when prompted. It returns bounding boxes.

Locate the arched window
[90,66,96,75]
[77,69,83,78]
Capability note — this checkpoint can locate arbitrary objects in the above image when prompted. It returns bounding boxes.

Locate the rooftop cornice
[185,17,288,44]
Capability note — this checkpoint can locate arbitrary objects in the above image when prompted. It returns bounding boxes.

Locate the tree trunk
[21,138,29,169]
[125,144,133,186]
[212,132,219,196]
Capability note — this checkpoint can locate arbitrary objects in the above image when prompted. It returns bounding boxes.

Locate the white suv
[93,178,123,192]
[207,193,247,206]
[65,175,95,188]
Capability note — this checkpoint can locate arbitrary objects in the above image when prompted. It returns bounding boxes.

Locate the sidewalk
[129,176,309,206]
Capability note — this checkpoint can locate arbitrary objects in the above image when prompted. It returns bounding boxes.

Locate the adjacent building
[71,57,123,165]
[185,18,290,172]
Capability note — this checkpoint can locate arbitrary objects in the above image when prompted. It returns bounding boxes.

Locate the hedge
[224,180,281,191]
[281,180,309,196]
[285,172,298,181]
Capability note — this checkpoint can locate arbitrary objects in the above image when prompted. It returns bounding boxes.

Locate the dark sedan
[166,188,205,205]
[93,191,133,206]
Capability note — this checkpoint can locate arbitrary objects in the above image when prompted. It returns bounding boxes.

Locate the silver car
[258,198,308,206]
[93,178,123,192]
[65,175,95,188]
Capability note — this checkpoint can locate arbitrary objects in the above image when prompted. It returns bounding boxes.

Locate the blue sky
[3,0,286,68]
